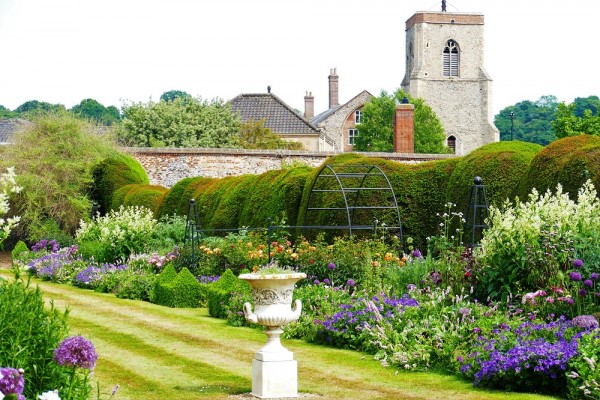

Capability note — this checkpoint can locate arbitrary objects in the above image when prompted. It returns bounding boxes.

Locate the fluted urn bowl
[239,272,306,353]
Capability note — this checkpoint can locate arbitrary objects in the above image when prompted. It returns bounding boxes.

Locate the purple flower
[584,279,594,288]
[323,278,331,285]
[572,315,599,330]
[0,367,25,399]
[346,279,355,287]
[570,271,582,282]
[457,355,464,363]
[573,259,584,268]
[411,249,422,258]
[313,279,320,285]
[579,289,588,297]
[54,336,98,369]
[328,262,336,270]
[591,273,599,281]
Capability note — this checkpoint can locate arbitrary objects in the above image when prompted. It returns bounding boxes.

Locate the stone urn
[239,272,306,399]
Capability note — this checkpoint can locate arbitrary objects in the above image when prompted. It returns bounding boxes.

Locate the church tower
[401,3,499,155]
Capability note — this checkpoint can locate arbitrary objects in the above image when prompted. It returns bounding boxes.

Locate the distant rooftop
[0,118,31,144]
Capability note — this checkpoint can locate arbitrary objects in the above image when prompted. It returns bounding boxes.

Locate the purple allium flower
[346,279,355,287]
[457,355,464,363]
[411,249,422,258]
[0,367,25,399]
[591,273,599,281]
[579,289,588,297]
[323,278,330,285]
[584,279,594,288]
[573,259,584,268]
[327,262,336,270]
[313,279,320,285]
[570,271,582,282]
[54,336,98,369]
[572,315,599,330]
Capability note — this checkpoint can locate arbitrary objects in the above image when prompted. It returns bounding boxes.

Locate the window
[443,39,459,77]
[348,128,359,145]
[355,110,362,124]
[447,135,456,153]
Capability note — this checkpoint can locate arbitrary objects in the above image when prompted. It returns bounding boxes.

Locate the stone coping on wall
[122,147,458,162]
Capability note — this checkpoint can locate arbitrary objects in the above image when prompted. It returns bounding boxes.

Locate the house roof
[0,118,31,144]
[230,93,319,135]
[310,90,374,126]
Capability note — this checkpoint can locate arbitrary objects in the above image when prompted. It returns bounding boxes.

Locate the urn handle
[243,302,258,323]
[291,299,302,320]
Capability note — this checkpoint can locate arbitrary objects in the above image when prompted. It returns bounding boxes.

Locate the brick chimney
[328,68,339,109]
[394,98,415,153]
[304,91,314,120]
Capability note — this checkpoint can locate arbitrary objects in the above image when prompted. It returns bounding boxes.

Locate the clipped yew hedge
[446,141,543,213]
[111,184,168,217]
[91,152,149,214]
[520,135,600,199]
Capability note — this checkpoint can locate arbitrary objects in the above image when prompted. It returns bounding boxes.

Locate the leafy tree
[353,88,448,153]
[552,100,600,139]
[117,96,241,148]
[71,98,120,125]
[0,112,118,241]
[160,90,191,102]
[239,119,303,150]
[0,105,17,119]
[573,96,600,118]
[14,100,65,115]
[495,96,558,146]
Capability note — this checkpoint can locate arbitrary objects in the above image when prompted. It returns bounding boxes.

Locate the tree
[353,89,448,153]
[117,96,241,148]
[14,100,65,115]
[0,105,17,119]
[160,90,191,103]
[238,119,303,150]
[494,96,558,145]
[71,98,120,125]
[552,100,600,139]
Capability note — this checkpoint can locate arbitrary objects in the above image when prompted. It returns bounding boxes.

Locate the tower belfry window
[443,39,459,77]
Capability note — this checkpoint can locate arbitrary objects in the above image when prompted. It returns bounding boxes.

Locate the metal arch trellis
[302,164,403,242]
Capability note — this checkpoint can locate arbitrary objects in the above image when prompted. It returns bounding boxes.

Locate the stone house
[0,118,31,145]
[307,69,373,152]
[230,89,334,152]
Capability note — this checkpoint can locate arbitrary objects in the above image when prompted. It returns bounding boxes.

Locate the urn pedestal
[239,272,306,399]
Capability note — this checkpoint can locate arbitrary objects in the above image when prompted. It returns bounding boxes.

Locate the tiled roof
[0,118,31,144]
[230,93,319,135]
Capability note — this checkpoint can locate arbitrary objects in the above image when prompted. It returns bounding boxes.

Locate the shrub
[207,269,250,319]
[10,240,29,262]
[519,134,600,200]
[111,184,168,217]
[0,113,117,241]
[91,152,149,214]
[169,268,203,308]
[0,276,71,399]
[158,177,216,219]
[150,264,178,306]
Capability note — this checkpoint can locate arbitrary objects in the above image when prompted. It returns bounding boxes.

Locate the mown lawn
[0,261,559,400]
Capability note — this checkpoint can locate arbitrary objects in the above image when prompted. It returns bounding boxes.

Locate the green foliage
[238,119,304,150]
[0,276,72,399]
[14,100,66,115]
[495,96,558,145]
[353,88,448,154]
[160,90,191,103]
[520,135,600,200]
[111,183,168,217]
[91,152,149,214]
[0,105,17,118]
[75,205,157,262]
[10,240,29,261]
[150,264,178,306]
[158,177,215,219]
[169,268,203,308]
[553,98,600,139]
[26,218,76,247]
[207,269,250,319]
[0,112,117,240]
[480,180,600,301]
[70,98,120,125]
[446,141,543,218]
[117,96,241,148]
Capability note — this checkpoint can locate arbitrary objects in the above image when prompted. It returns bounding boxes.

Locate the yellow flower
[291,253,299,260]
[372,261,380,267]
[384,252,393,261]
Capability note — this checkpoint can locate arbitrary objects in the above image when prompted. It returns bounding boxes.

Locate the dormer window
[443,39,459,77]
[355,110,362,124]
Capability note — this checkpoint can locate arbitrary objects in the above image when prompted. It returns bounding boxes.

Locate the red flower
[464,271,471,278]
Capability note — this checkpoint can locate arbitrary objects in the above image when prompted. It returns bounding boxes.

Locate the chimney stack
[393,98,415,153]
[328,68,339,109]
[304,91,314,120]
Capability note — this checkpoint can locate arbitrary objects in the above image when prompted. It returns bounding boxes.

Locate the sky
[0,0,598,116]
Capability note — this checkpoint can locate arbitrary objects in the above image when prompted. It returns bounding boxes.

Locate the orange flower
[372,261,380,267]
[384,252,393,261]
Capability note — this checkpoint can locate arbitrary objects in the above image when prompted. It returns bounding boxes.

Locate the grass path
[0,259,558,400]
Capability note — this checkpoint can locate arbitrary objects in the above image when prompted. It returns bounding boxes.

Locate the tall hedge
[111,184,168,217]
[519,135,600,199]
[91,153,149,214]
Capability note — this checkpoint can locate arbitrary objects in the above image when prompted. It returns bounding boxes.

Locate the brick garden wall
[125,147,456,188]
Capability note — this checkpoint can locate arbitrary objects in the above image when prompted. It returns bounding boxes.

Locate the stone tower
[401,7,499,155]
